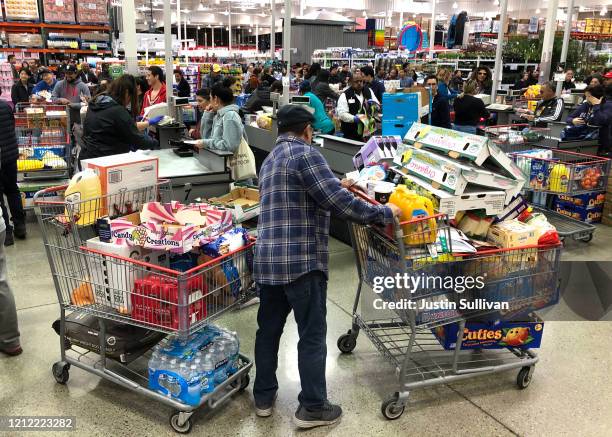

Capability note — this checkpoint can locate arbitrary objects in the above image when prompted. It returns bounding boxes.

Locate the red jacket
[140,83,167,116]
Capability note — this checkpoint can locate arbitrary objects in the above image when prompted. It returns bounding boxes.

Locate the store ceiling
[131,0,611,31]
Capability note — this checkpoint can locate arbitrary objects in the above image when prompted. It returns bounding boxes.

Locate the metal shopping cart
[509,149,611,243]
[14,103,71,181]
[336,191,562,420]
[484,123,552,154]
[34,180,255,433]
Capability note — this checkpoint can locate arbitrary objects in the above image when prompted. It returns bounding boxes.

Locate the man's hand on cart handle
[387,203,402,218]
[341,178,357,189]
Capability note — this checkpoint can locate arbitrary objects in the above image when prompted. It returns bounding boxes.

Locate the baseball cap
[65,64,78,74]
[212,64,221,73]
[604,71,612,79]
[39,67,52,75]
[276,105,314,128]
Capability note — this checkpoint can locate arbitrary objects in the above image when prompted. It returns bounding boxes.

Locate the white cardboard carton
[403,122,526,181]
[402,173,506,219]
[395,145,523,204]
[85,237,170,313]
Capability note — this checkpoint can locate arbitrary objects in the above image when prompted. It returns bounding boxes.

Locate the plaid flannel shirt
[254,134,394,285]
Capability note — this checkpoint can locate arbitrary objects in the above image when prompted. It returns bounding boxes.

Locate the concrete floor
[0,222,611,437]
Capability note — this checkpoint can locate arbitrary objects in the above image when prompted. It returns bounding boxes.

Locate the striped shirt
[253,135,394,285]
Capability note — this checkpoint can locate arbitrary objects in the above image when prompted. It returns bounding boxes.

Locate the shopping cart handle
[33,184,69,204]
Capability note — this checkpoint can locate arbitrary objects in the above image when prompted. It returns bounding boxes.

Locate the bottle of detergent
[548,163,570,193]
[64,168,102,226]
[388,185,437,246]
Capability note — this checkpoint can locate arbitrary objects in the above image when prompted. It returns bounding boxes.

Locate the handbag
[230,136,257,181]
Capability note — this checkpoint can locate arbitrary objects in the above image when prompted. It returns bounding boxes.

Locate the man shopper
[52,64,91,104]
[425,75,452,129]
[361,66,385,104]
[0,92,26,244]
[336,72,379,142]
[140,66,166,116]
[253,104,400,428]
[337,63,352,85]
[0,215,21,356]
[519,81,564,127]
[32,68,57,97]
[202,64,224,90]
[79,62,98,84]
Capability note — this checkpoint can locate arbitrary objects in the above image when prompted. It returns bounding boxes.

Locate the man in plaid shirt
[253,105,400,428]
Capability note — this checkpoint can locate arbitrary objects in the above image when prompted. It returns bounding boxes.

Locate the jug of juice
[388,185,437,246]
[549,163,569,193]
[64,168,102,226]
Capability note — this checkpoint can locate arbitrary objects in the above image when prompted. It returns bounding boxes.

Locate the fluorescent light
[215,0,220,4]
[197,25,201,29]
[494,0,499,5]
[535,8,540,13]
[222,10,229,15]
[281,8,285,14]
[198,2,205,11]
[579,6,586,12]
[452,2,458,9]
[412,14,416,18]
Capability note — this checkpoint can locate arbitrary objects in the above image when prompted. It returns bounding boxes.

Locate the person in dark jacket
[567,85,612,156]
[174,70,191,98]
[513,71,531,90]
[450,70,463,91]
[336,72,380,142]
[79,62,98,84]
[80,74,160,162]
[0,93,26,245]
[329,64,341,85]
[519,82,564,127]
[313,70,338,104]
[561,70,576,91]
[98,63,113,83]
[361,65,385,105]
[453,80,489,134]
[244,82,272,113]
[425,75,452,129]
[11,69,33,106]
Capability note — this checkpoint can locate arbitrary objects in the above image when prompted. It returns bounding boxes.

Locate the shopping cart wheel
[169,412,193,434]
[230,374,250,392]
[337,331,357,354]
[516,366,533,390]
[381,393,405,420]
[580,234,593,243]
[52,361,70,384]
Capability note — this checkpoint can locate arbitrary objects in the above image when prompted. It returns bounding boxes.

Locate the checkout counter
[246,118,366,244]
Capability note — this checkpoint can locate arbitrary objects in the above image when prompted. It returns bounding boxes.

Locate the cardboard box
[85,237,170,313]
[487,220,538,248]
[432,316,545,350]
[552,202,602,224]
[81,152,159,216]
[402,173,506,219]
[395,145,523,203]
[382,93,420,138]
[209,187,260,223]
[352,135,402,170]
[556,192,606,210]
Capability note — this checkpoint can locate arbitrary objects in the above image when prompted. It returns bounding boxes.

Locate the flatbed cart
[531,205,596,243]
[337,191,561,420]
[34,181,255,434]
[484,124,551,154]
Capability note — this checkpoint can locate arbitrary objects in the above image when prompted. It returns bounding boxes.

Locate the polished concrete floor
[1,222,611,437]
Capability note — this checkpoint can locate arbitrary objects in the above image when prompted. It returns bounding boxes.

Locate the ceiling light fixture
[601,7,607,16]
[198,2,205,11]
[452,2,458,9]
[494,0,499,5]
[281,8,285,14]
[535,8,540,13]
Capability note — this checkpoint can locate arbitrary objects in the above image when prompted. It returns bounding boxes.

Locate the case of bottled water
[148,325,241,406]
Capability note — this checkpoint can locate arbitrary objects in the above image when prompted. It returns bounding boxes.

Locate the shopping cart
[484,123,551,153]
[337,190,561,420]
[34,180,255,433]
[510,149,611,243]
[14,102,71,180]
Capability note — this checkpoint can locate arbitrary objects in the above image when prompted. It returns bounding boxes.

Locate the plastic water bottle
[164,359,181,397]
[214,344,228,384]
[200,354,216,393]
[186,362,200,403]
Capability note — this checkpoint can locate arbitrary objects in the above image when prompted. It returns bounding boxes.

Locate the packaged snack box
[487,220,538,248]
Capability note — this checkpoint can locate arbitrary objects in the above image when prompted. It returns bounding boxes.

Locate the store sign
[111,0,122,6]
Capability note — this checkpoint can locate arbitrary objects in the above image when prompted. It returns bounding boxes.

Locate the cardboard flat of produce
[395,145,523,203]
[402,173,506,219]
[403,122,525,181]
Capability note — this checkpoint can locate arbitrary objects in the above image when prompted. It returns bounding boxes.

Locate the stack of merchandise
[42,0,76,23]
[4,0,39,21]
[602,177,612,226]
[347,124,562,350]
[148,325,241,405]
[64,153,252,330]
[76,0,108,24]
[553,192,605,224]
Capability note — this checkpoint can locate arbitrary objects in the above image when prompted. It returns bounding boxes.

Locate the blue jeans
[254,270,328,410]
[453,124,478,134]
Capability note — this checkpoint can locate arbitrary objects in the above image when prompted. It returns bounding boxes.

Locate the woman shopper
[436,68,458,100]
[0,91,26,245]
[453,80,490,134]
[196,78,244,153]
[299,81,335,134]
[469,66,493,94]
[140,66,166,116]
[11,68,33,106]
[80,74,160,162]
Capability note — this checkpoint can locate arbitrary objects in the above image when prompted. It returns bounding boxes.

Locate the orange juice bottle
[388,185,437,246]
